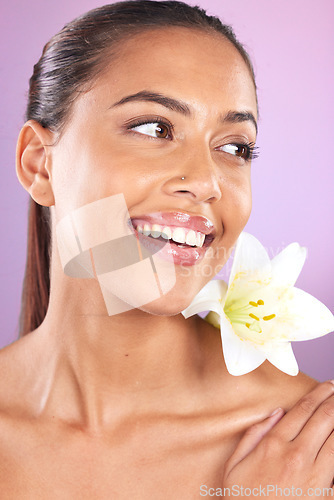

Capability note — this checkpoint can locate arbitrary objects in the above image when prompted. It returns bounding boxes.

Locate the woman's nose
[162,150,222,204]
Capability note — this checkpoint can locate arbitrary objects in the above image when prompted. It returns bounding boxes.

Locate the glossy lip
[127,229,210,266]
[127,211,217,239]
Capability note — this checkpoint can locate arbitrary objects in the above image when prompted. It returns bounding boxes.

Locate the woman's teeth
[135,223,206,248]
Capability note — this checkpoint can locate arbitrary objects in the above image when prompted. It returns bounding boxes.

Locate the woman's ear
[16,120,55,206]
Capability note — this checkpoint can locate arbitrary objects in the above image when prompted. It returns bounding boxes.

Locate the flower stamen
[249,313,260,321]
[263,314,276,321]
[225,297,275,337]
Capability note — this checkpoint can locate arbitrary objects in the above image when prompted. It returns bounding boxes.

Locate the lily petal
[219,313,267,376]
[181,280,227,319]
[205,311,221,329]
[228,232,272,287]
[264,342,299,376]
[227,233,272,304]
[271,243,307,288]
[273,287,334,341]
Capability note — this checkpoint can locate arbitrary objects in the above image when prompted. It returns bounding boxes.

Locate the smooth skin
[0,27,332,498]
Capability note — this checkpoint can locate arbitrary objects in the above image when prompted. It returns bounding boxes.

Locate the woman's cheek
[225,173,252,224]
[242,182,252,224]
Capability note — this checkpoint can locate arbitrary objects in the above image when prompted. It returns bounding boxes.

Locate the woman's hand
[223,381,334,498]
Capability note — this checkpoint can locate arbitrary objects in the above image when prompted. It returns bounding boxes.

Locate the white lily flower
[181,232,334,376]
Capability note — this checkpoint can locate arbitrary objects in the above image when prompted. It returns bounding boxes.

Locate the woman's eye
[220,143,250,159]
[217,142,259,162]
[130,122,171,139]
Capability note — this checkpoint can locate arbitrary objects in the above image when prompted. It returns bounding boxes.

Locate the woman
[0,1,333,497]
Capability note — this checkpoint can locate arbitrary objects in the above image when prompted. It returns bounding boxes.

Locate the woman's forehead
[91,27,257,117]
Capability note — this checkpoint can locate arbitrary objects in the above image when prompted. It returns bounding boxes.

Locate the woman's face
[50,27,258,314]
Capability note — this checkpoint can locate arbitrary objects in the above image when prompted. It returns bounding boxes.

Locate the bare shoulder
[0,330,43,416]
[250,360,320,412]
[0,336,33,455]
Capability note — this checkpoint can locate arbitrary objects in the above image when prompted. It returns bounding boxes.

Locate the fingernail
[270,407,282,417]
[329,380,334,385]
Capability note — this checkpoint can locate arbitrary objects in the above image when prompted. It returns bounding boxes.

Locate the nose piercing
[181,177,185,180]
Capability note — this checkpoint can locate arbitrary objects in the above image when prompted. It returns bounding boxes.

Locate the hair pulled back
[20,0,256,336]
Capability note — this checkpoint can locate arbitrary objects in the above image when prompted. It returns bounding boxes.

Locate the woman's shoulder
[0,337,34,456]
[0,330,43,417]
[249,360,320,412]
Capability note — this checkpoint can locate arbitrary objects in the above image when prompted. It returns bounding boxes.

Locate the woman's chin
[133,290,198,317]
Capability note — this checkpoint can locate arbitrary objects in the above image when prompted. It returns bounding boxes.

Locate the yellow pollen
[257,299,264,305]
[249,301,258,307]
[249,313,260,321]
[245,323,250,328]
[263,314,276,321]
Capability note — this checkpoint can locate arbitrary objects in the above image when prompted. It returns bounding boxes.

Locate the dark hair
[19,0,257,336]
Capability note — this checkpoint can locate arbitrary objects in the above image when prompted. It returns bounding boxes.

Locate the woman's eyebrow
[111,90,257,133]
[111,90,191,115]
[223,111,258,135]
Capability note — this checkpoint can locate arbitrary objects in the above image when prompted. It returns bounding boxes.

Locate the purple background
[1,0,333,380]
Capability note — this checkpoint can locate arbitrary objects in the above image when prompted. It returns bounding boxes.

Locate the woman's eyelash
[242,142,260,161]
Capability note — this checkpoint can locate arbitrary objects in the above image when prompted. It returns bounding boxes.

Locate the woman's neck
[32,255,223,432]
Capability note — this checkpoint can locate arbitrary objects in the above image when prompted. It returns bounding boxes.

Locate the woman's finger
[315,430,334,485]
[224,408,285,475]
[293,393,334,459]
[270,381,334,442]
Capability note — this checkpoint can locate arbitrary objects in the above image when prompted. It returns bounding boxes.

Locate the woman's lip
[130,229,210,266]
[128,211,216,237]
